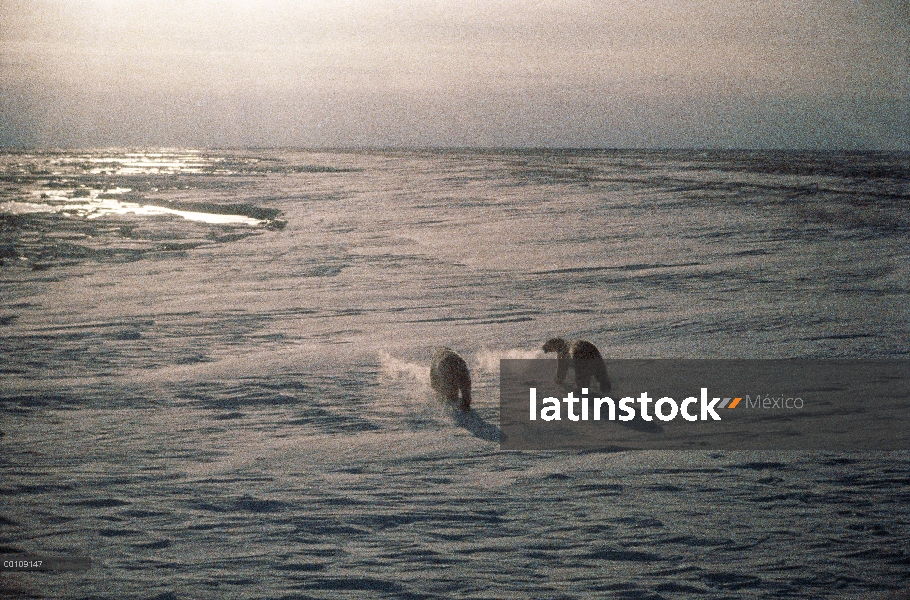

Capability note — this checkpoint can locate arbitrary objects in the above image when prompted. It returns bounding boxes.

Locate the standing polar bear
[430,347,472,411]
[542,337,611,394]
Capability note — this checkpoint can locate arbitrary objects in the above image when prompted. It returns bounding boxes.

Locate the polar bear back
[430,347,472,411]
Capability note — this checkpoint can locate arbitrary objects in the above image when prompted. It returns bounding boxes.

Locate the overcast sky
[1,0,907,149]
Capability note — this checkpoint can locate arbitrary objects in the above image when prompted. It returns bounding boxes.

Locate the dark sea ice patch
[68,498,132,508]
[581,545,667,562]
[133,539,172,550]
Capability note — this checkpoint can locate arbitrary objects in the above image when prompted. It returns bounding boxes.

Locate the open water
[1,149,909,599]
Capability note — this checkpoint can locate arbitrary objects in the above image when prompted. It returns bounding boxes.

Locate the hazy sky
[1,0,907,148]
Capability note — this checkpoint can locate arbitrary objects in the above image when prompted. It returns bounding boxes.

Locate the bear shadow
[617,416,665,435]
[452,409,501,443]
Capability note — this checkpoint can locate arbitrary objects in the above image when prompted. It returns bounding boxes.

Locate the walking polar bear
[430,347,472,411]
[542,337,611,394]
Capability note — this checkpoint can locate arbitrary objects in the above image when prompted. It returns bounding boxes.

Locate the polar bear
[430,347,472,411]
[542,337,611,394]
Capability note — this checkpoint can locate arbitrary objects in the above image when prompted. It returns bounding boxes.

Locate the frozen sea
[1,149,909,599]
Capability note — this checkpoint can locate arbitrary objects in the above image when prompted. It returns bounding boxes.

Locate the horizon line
[1,145,907,154]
